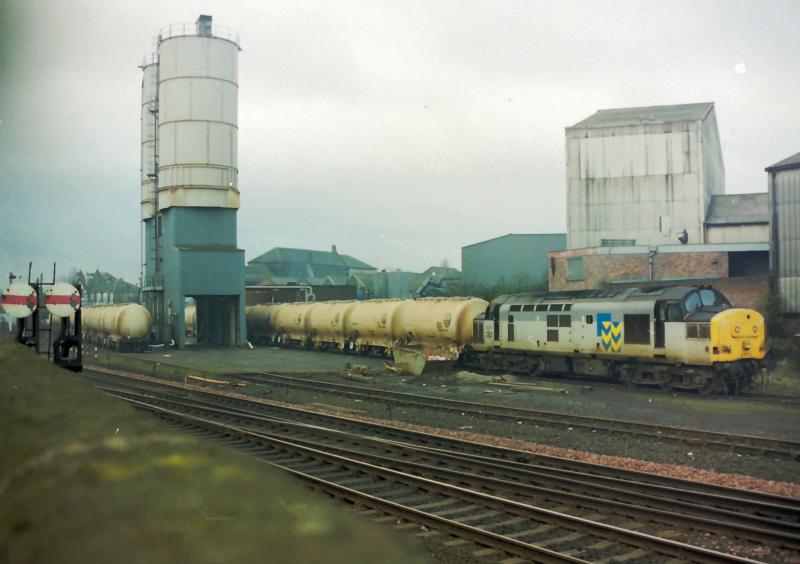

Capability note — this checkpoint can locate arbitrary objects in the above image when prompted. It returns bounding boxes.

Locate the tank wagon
[464,285,765,394]
[82,304,152,352]
[247,297,488,358]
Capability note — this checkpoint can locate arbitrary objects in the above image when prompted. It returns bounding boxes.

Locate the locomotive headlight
[752,326,758,333]
[743,341,751,351]
[734,326,741,334]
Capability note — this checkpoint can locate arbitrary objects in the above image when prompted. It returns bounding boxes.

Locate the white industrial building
[767,152,800,316]
[565,103,725,249]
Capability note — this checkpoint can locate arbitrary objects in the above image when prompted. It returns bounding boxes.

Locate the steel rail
[101,385,800,550]
[83,366,800,514]
[118,393,763,564]
[237,371,800,460]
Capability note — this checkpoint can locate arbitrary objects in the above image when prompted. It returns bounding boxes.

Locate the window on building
[600,238,635,247]
[567,258,584,281]
[623,314,651,345]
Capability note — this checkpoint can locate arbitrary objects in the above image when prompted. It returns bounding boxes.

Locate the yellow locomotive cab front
[709,309,766,363]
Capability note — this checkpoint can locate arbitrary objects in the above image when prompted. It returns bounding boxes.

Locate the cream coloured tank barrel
[157,18,240,210]
[346,299,408,346]
[274,302,316,341]
[83,304,152,339]
[139,53,158,220]
[304,301,358,339]
[398,298,488,346]
[246,304,280,340]
[185,305,196,334]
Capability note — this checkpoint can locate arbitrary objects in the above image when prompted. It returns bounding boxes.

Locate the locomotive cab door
[492,304,501,343]
[654,301,666,354]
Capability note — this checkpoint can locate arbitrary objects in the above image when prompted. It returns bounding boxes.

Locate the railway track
[223,371,800,461]
[83,367,800,562]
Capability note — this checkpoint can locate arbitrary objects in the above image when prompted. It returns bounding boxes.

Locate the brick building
[548,244,769,309]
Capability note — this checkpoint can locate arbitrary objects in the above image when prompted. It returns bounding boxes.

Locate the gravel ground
[93,348,800,489]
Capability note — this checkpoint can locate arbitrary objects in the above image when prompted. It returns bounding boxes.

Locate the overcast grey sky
[1,0,798,283]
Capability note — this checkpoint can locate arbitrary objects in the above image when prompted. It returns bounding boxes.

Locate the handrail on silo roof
[158,22,241,48]
[139,52,159,68]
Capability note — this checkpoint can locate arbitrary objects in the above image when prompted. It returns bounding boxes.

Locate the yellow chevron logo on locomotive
[597,315,622,352]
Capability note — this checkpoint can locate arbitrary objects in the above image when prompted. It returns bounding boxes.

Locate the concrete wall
[462,234,566,288]
[566,110,724,249]
[705,223,769,244]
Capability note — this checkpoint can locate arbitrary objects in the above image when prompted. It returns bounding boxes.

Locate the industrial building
[548,244,769,309]
[462,234,566,289]
[566,103,724,249]
[73,270,140,305]
[140,16,246,348]
[246,246,376,286]
[554,102,773,310]
[767,151,800,316]
[348,266,461,299]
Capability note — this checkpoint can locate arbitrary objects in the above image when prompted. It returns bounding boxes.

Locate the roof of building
[766,151,800,172]
[76,270,138,292]
[569,102,714,130]
[462,233,566,250]
[248,247,375,271]
[705,193,769,225]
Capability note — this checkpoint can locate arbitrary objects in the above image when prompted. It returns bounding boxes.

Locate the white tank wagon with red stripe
[82,304,152,352]
[1,282,38,319]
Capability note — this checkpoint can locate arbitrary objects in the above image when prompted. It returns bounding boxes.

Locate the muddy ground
[93,347,800,485]
[1,344,428,564]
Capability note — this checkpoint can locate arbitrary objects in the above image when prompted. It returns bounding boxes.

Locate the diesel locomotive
[463,285,765,393]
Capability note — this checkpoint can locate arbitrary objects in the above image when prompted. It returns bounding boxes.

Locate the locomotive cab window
[585,314,593,324]
[665,302,682,321]
[686,323,710,339]
[683,292,701,313]
[535,304,548,312]
[510,305,522,312]
[522,305,535,312]
[623,314,650,345]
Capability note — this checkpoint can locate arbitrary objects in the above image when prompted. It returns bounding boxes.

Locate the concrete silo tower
[140,15,246,348]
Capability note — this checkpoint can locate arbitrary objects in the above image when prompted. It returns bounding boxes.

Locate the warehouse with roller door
[767,151,800,317]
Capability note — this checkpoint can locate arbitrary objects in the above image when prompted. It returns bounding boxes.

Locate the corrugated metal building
[566,102,724,249]
[462,234,566,288]
[767,152,800,315]
[704,193,769,244]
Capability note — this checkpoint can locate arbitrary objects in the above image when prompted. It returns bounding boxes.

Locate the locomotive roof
[492,285,704,305]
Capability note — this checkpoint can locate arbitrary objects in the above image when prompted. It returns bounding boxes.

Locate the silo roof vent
[196,15,212,37]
